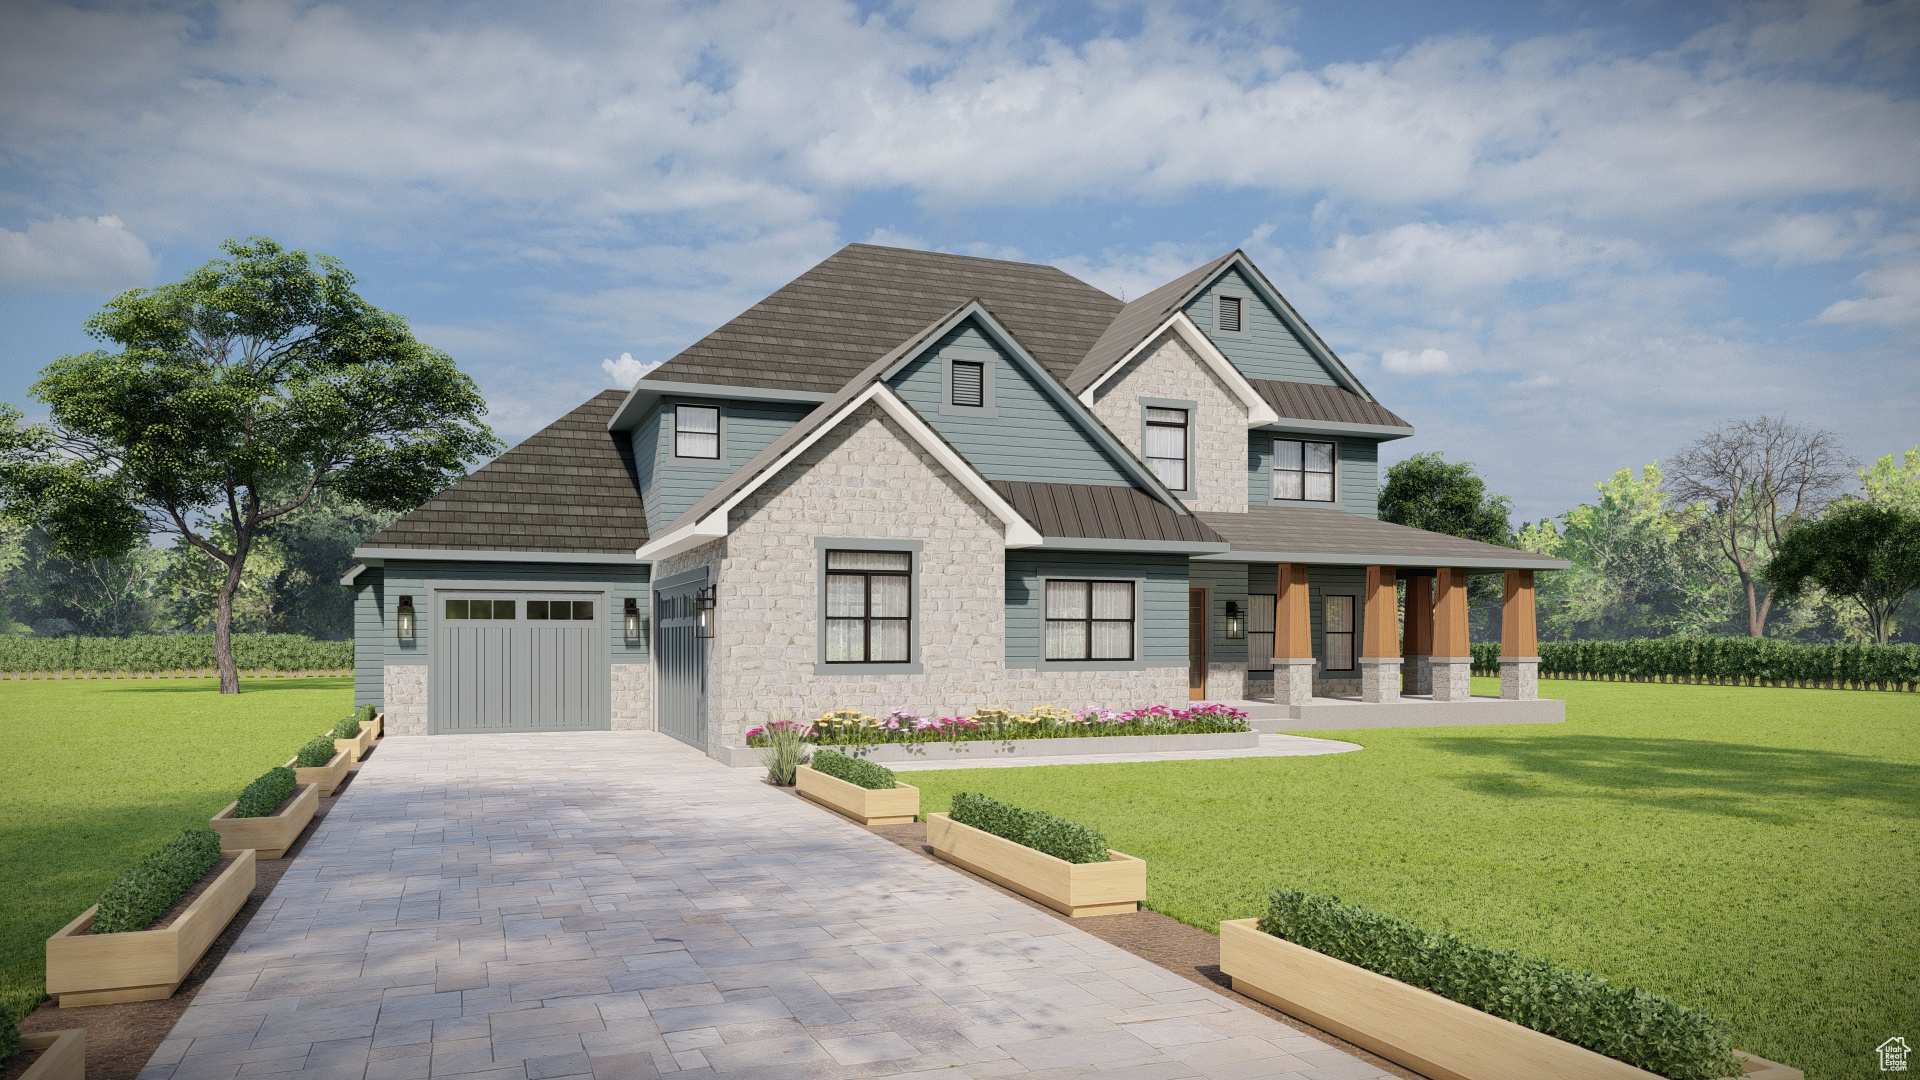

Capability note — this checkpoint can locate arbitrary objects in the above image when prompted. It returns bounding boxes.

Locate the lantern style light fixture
[1224,600,1245,640]
[693,586,715,639]
[397,595,416,643]
[623,597,648,646]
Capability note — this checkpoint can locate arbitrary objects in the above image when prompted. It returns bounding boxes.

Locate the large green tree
[0,238,501,691]
[1765,501,1920,644]
[1377,451,1514,545]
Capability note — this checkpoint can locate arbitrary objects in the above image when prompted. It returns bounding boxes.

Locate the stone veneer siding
[383,665,428,735]
[1206,661,1247,702]
[1089,330,1248,513]
[610,663,651,731]
[683,402,1186,757]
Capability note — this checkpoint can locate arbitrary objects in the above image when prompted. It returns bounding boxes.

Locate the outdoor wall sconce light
[1224,600,1245,640]
[397,596,416,644]
[624,597,648,646]
[693,586,715,639]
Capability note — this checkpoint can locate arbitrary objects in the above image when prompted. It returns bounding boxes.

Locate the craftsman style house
[345,245,1563,755]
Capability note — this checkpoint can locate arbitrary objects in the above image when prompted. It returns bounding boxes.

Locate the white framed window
[1274,439,1336,502]
[673,404,720,459]
[1323,594,1356,670]
[824,550,912,664]
[1144,407,1189,491]
[1045,580,1136,661]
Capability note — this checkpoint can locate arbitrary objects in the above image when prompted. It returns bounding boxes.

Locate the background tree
[1379,451,1515,637]
[1765,502,1920,643]
[0,238,500,692]
[0,524,168,636]
[1664,415,1853,637]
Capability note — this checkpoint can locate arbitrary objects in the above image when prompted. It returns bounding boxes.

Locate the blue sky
[1,0,1916,521]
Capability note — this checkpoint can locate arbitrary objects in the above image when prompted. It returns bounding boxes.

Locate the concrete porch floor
[1217,695,1565,731]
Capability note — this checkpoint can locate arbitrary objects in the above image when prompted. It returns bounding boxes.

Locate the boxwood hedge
[92,827,224,934]
[354,704,376,724]
[809,748,896,790]
[1470,635,1920,689]
[294,735,337,768]
[949,792,1109,864]
[1259,889,1739,1080]
[234,766,297,818]
[330,716,361,739]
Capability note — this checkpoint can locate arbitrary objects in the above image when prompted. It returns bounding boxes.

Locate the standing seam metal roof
[1252,380,1412,430]
[989,481,1224,545]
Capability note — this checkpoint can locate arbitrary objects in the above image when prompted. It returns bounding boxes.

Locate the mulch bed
[16,744,378,1080]
[0,1046,46,1080]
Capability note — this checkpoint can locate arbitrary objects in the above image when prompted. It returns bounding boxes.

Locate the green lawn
[0,677,353,1016]
[903,679,1919,1080]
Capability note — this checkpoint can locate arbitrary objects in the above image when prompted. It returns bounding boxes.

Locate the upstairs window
[1045,580,1135,661]
[1144,407,1189,490]
[1216,294,1243,333]
[1274,439,1336,502]
[824,550,911,663]
[950,360,984,408]
[674,404,720,459]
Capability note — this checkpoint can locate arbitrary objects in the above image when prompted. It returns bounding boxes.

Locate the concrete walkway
[141,733,1392,1080]
[883,733,1361,772]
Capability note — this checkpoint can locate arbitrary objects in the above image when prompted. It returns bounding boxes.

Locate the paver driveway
[142,732,1393,1080]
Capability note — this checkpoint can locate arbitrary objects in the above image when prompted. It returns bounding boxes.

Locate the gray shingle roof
[1195,506,1566,570]
[361,390,647,554]
[640,244,1123,393]
[1252,380,1412,430]
[991,481,1225,545]
[1063,252,1235,395]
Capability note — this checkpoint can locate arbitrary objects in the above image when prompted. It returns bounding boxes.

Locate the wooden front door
[1188,588,1207,701]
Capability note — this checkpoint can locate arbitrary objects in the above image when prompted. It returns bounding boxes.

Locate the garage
[429,590,611,733]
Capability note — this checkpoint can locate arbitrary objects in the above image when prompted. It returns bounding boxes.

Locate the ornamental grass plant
[293,735,337,768]
[233,767,297,818]
[949,791,1109,864]
[1259,889,1739,1080]
[745,702,1249,747]
[91,827,223,934]
[808,748,897,790]
[757,718,808,786]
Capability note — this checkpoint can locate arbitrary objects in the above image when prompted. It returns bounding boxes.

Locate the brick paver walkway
[142,733,1392,1080]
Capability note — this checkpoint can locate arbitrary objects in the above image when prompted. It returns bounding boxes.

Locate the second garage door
[430,591,610,733]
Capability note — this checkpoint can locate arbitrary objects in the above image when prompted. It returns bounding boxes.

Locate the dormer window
[1274,439,1336,502]
[951,360,984,408]
[1217,295,1242,333]
[673,404,720,459]
[1144,407,1189,490]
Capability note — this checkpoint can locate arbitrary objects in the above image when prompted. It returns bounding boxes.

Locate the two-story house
[344,244,1565,755]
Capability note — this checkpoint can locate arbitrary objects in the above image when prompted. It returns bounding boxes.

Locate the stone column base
[1429,657,1472,701]
[1273,658,1316,706]
[1401,654,1433,695]
[1358,656,1403,703]
[1500,657,1539,701]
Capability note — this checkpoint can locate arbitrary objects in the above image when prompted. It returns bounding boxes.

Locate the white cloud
[1818,261,1920,328]
[1381,347,1454,375]
[1316,222,1637,297]
[601,351,659,388]
[0,215,156,292]
[1728,212,1875,265]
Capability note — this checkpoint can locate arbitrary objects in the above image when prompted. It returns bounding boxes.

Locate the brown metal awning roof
[1251,380,1412,435]
[1195,506,1566,570]
[991,481,1227,550]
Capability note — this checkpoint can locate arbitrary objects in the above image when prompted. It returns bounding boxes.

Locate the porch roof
[1194,506,1568,571]
[991,481,1228,551]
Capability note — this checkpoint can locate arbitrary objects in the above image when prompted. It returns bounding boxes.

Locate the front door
[655,579,708,750]
[1188,588,1207,701]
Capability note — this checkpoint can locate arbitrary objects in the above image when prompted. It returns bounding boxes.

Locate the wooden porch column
[1431,568,1471,701]
[1273,563,1314,705]
[1500,569,1539,700]
[1360,565,1401,703]
[1402,574,1433,695]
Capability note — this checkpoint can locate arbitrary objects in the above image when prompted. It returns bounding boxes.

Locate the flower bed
[746,703,1249,747]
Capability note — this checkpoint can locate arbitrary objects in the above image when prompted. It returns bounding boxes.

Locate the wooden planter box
[284,750,348,797]
[365,712,384,739]
[334,726,374,762]
[795,765,919,825]
[47,849,256,1007]
[209,782,318,859]
[16,1029,85,1080]
[927,812,1143,918]
[1218,919,1801,1080]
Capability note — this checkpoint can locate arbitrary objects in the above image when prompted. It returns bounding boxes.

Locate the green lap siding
[1247,435,1382,517]
[1184,268,1338,386]
[636,399,812,534]
[1189,561,1249,667]
[1005,551,1188,667]
[352,567,386,708]
[1310,566,1366,674]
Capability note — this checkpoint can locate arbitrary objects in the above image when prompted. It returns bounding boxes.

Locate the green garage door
[430,591,610,733]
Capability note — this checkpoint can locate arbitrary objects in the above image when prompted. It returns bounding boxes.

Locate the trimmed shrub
[0,1002,19,1064]
[92,827,224,934]
[234,766,298,818]
[1470,635,1920,688]
[330,716,362,739]
[294,735,337,768]
[809,748,896,790]
[1259,890,1739,1080]
[949,792,1108,864]
[0,633,351,674]
[354,704,376,724]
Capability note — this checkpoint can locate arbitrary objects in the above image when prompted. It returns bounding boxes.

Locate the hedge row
[0,633,352,675]
[1260,890,1739,1080]
[950,792,1109,865]
[809,748,897,790]
[1468,636,1920,689]
[93,827,225,934]
[234,767,297,818]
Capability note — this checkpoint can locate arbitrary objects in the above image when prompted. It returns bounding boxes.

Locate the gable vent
[951,359,984,408]
[1217,295,1242,333]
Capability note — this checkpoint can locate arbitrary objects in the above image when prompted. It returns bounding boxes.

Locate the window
[1323,595,1355,670]
[527,600,594,621]
[674,404,720,459]
[445,599,515,620]
[1144,407,1189,490]
[1045,580,1135,661]
[1217,294,1242,333]
[824,550,911,663]
[1274,439,1336,502]
[1248,594,1276,673]
[951,360,984,408]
